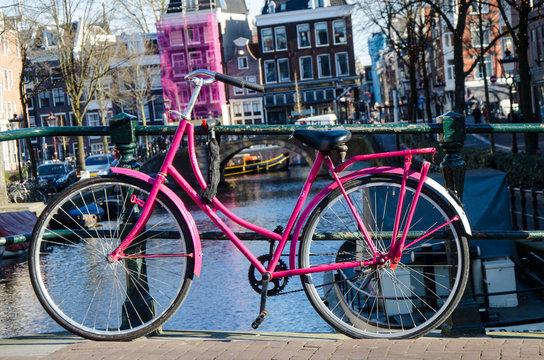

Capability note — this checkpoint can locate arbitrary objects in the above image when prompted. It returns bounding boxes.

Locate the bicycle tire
[29,175,195,341]
[299,173,469,339]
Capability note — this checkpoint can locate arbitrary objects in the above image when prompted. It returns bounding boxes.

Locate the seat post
[335,144,348,163]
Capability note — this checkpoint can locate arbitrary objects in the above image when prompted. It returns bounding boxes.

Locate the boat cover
[0,211,37,252]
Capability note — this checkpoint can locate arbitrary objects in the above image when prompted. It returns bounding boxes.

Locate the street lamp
[499,49,518,153]
[8,114,23,180]
[46,112,58,161]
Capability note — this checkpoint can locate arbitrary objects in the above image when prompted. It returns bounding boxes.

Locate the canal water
[0,166,336,339]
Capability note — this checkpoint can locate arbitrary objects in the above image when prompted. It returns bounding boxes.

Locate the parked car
[85,154,118,177]
[37,162,78,192]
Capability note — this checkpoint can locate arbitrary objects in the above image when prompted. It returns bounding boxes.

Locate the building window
[87,112,100,126]
[262,28,274,52]
[304,91,315,103]
[152,97,164,120]
[470,22,490,47]
[297,24,311,48]
[333,20,347,44]
[246,76,257,94]
[151,73,162,89]
[233,103,242,116]
[475,55,493,79]
[252,101,261,115]
[234,78,245,95]
[335,52,349,76]
[172,53,186,77]
[39,91,51,108]
[317,54,331,78]
[264,60,277,83]
[238,56,248,69]
[300,56,313,79]
[52,88,65,106]
[187,27,200,44]
[4,70,9,90]
[275,26,287,51]
[445,59,454,81]
[189,51,202,65]
[315,22,329,46]
[169,30,184,46]
[278,58,290,82]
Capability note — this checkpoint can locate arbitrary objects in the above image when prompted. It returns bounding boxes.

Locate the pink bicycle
[29,70,471,341]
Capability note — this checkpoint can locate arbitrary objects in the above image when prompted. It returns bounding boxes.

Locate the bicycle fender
[289,167,472,270]
[110,167,203,277]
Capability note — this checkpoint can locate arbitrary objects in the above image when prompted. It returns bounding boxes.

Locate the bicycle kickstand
[251,274,270,329]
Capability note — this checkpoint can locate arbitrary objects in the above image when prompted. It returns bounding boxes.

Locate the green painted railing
[3,112,544,335]
[1,114,544,248]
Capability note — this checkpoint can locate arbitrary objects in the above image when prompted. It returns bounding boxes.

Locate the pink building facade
[157,11,226,120]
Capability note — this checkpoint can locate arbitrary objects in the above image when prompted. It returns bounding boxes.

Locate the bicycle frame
[108,73,469,281]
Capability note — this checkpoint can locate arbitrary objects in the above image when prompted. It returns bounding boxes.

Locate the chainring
[248,254,289,296]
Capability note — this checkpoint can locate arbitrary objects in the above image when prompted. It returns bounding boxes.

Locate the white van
[295,114,337,126]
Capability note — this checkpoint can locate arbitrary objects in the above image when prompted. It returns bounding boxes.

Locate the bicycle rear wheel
[299,174,469,339]
[29,175,195,340]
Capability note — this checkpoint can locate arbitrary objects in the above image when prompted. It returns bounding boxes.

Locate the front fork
[325,154,432,271]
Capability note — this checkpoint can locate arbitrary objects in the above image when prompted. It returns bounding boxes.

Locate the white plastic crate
[483,257,518,308]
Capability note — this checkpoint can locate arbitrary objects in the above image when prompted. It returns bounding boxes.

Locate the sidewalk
[1,330,543,360]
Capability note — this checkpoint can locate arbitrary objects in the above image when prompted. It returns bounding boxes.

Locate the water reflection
[0,167,334,338]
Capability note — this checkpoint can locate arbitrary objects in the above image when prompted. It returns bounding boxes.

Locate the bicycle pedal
[251,310,268,329]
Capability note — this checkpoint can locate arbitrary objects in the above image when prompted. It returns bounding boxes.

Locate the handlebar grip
[214,72,265,93]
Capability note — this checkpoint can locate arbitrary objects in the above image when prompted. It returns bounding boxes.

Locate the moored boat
[225,152,290,177]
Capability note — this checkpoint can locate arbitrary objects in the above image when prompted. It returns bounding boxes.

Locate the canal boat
[225,152,290,177]
[0,211,37,261]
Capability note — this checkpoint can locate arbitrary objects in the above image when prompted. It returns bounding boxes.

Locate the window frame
[317,54,332,78]
[261,28,274,53]
[315,22,329,47]
[169,30,184,46]
[299,56,313,80]
[264,60,277,84]
[275,26,288,51]
[277,58,290,82]
[297,24,311,49]
[335,52,349,76]
[333,20,347,45]
[238,56,248,69]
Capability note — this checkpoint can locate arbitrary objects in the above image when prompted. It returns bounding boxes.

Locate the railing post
[110,113,157,332]
[437,111,486,336]
[110,112,140,170]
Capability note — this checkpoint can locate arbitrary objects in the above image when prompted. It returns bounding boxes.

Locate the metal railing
[2,112,544,335]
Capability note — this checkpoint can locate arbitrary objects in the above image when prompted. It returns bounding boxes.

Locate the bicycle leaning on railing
[28,70,472,341]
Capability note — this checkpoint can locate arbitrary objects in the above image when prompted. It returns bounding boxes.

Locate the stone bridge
[140,134,371,186]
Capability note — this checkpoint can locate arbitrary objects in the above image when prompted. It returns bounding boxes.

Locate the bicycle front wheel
[29,175,195,341]
[299,174,469,339]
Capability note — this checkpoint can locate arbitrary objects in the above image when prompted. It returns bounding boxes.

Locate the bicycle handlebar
[185,69,265,93]
[214,72,265,93]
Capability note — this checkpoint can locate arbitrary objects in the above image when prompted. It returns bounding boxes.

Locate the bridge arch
[219,136,316,175]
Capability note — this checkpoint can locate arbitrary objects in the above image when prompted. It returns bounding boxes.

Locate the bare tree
[111,36,160,156]
[117,0,169,34]
[37,0,119,170]
[354,0,437,122]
